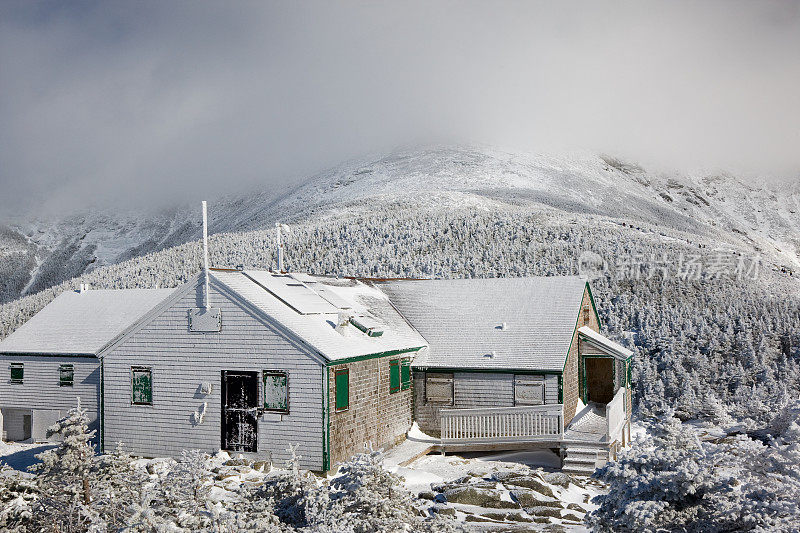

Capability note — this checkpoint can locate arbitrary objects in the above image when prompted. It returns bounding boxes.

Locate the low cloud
[1,1,799,216]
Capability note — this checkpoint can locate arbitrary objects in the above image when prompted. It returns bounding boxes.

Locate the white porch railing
[606,388,626,444]
[440,404,564,445]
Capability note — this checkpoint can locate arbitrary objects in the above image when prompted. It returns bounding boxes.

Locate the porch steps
[561,445,608,475]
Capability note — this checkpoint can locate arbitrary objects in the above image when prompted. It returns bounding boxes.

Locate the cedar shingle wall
[563,287,600,425]
[327,355,412,467]
[104,280,325,470]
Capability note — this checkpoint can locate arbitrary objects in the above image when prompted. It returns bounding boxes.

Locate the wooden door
[221,371,258,452]
[585,357,614,404]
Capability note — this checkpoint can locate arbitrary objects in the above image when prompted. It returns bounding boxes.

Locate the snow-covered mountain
[2,146,798,303]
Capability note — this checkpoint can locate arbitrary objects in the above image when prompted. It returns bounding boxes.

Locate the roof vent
[484,351,496,358]
[497,322,508,331]
[77,283,88,294]
[349,316,384,338]
[335,312,352,336]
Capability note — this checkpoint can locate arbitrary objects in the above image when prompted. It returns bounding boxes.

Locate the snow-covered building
[380,277,633,473]
[99,269,425,470]
[0,271,632,474]
[0,287,174,443]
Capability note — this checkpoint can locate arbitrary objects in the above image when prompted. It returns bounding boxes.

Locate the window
[131,366,153,405]
[263,371,288,413]
[425,373,453,405]
[583,305,590,324]
[389,359,400,393]
[401,360,411,390]
[10,363,23,383]
[515,375,545,405]
[335,368,349,411]
[59,364,74,387]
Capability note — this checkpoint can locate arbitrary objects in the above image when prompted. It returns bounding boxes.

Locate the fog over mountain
[1,1,799,217]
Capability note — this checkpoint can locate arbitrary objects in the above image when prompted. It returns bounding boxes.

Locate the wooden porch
[440,403,564,452]
[438,388,628,473]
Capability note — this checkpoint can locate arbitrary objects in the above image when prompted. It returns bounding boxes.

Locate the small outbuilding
[0,288,174,443]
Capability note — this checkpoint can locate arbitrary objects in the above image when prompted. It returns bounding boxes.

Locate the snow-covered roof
[378,276,589,372]
[577,326,633,360]
[210,270,427,361]
[0,288,176,356]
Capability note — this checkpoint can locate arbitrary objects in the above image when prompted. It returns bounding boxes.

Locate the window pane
[264,372,288,412]
[335,369,349,411]
[59,364,74,387]
[132,367,152,405]
[10,363,23,383]
[389,360,400,393]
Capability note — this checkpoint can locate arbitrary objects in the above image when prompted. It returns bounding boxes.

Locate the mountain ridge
[1,146,798,304]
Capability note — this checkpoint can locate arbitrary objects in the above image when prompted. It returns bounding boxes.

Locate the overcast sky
[1,1,799,217]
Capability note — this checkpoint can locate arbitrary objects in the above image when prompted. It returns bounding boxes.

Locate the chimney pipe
[202,201,210,310]
[275,222,284,273]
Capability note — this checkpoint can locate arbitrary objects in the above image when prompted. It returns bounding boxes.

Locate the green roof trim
[412,367,562,375]
[325,346,423,366]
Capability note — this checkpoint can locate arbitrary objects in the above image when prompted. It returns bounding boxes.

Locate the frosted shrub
[329,449,418,532]
[0,464,37,529]
[20,398,100,532]
[589,416,800,532]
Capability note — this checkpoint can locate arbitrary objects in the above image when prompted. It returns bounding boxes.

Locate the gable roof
[378,276,589,372]
[578,326,633,360]
[210,270,427,362]
[0,288,176,356]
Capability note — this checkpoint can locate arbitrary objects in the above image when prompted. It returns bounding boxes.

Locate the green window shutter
[10,363,23,383]
[264,371,288,412]
[400,360,411,390]
[335,369,349,411]
[389,359,400,393]
[59,364,74,387]
[131,367,152,405]
[627,361,632,388]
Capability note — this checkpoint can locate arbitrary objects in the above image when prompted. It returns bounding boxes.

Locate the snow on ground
[0,441,56,475]
[389,450,604,531]
[382,426,605,531]
[1,434,606,531]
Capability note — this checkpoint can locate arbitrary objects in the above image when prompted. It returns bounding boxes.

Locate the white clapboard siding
[103,279,325,470]
[452,372,559,408]
[0,355,100,437]
[416,371,561,435]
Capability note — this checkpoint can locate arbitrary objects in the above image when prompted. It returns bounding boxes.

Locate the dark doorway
[22,414,31,441]
[221,371,258,452]
[585,357,614,404]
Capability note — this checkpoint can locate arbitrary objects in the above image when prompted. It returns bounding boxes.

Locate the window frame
[131,366,153,406]
[425,372,454,405]
[59,363,74,387]
[389,359,401,394]
[514,375,545,406]
[334,368,349,412]
[400,359,411,391]
[263,370,289,414]
[10,362,23,384]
